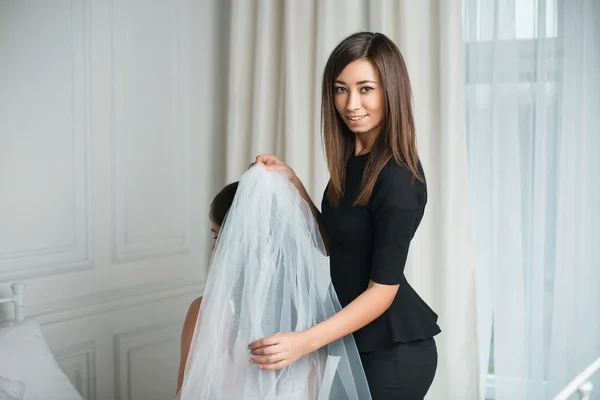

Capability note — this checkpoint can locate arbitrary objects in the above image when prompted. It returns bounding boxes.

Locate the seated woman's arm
[176,297,202,394]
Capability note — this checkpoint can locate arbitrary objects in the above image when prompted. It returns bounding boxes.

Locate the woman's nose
[345,90,361,111]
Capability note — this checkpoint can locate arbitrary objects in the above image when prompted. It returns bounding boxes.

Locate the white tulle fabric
[178,165,371,400]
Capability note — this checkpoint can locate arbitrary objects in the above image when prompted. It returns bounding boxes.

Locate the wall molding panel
[29,278,203,326]
[111,0,192,263]
[1,0,208,397]
[114,324,181,400]
[0,0,94,281]
[55,341,97,400]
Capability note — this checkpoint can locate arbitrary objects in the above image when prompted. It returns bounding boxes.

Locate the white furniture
[0,282,25,324]
[0,283,83,400]
[553,357,600,400]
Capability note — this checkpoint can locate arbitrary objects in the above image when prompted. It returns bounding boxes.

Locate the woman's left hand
[248,332,310,371]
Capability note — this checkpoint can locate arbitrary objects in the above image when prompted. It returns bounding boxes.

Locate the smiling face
[321,32,419,207]
[333,58,385,142]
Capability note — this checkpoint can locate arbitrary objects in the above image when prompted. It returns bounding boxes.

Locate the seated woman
[176,181,238,394]
[177,165,370,399]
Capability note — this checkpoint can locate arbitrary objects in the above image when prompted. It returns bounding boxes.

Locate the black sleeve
[369,166,424,285]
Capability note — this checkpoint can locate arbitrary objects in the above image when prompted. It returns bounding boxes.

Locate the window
[463,0,562,398]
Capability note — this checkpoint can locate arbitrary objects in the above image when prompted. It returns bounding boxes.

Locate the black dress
[321,153,441,400]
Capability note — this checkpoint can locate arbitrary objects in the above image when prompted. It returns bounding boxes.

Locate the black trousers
[360,338,438,400]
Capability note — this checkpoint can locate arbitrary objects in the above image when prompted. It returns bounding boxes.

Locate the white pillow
[0,319,83,400]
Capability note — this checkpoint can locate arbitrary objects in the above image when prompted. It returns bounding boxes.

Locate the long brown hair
[321,32,422,207]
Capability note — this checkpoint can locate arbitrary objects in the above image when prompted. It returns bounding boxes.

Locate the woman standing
[249,32,441,399]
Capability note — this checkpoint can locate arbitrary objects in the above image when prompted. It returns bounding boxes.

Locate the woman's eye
[212,235,217,240]
[361,86,374,93]
[334,86,346,94]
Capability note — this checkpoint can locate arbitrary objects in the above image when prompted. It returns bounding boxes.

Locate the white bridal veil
[178,164,371,399]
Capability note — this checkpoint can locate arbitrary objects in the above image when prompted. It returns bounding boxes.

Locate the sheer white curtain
[213,0,479,398]
[464,0,600,398]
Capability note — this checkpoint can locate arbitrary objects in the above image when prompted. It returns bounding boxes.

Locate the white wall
[0,1,228,399]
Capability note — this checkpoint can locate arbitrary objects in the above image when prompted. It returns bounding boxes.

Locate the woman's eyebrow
[335,79,378,85]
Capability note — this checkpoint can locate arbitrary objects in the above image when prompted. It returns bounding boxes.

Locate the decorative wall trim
[0,0,94,281]
[113,324,181,400]
[29,278,203,326]
[55,341,97,400]
[110,0,192,263]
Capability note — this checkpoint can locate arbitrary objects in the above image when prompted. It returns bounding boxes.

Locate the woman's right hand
[253,154,299,186]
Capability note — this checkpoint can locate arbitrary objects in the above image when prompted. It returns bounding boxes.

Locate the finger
[248,335,280,351]
[255,154,274,164]
[255,154,282,165]
[250,344,281,356]
[264,164,289,173]
[257,359,290,371]
[250,352,283,365]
